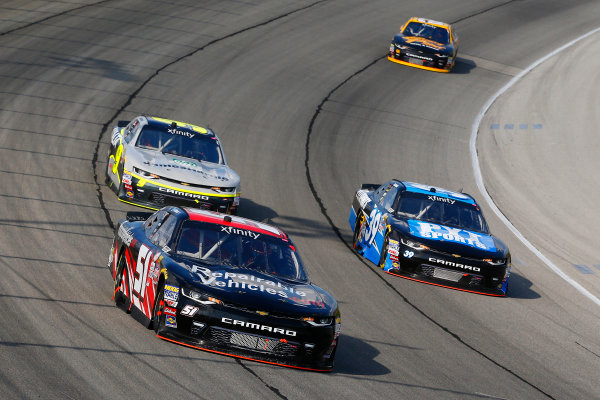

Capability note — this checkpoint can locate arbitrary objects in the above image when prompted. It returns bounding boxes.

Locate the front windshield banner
[176,221,306,281]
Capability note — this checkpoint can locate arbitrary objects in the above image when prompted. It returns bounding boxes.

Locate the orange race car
[388,17,459,72]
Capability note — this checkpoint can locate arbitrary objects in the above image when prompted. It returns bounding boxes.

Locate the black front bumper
[156,302,337,371]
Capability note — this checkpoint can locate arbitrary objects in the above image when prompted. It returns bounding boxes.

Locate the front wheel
[150,282,165,332]
[378,234,389,269]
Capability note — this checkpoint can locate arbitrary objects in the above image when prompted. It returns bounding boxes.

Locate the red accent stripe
[384,271,506,297]
[156,335,332,372]
[111,287,120,301]
[184,208,284,238]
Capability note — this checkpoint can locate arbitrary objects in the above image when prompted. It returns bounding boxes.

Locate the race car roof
[401,181,477,205]
[183,208,288,240]
[409,17,452,30]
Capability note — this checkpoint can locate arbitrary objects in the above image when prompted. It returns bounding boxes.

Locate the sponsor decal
[164,285,180,302]
[148,259,160,284]
[147,158,229,182]
[428,195,455,204]
[220,226,260,239]
[165,315,177,328]
[172,158,199,169]
[118,225,134,246]
[408,220,497,251]
[164,307,177,315]
[168,128,194,138]
[221,317,297,337]
[388,240,399,261]
[429,257,481,272]
[122,174,132,185]
[158,187,210,200]
[406,182,471,200]
[290,297,326,308]
[126,191,134,198]
[110,127,122,146]
[356,190,370,208]
[191,265,309,301]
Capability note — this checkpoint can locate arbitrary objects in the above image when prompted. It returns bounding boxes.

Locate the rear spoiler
[360,183,381,191]
[125,211,153,222]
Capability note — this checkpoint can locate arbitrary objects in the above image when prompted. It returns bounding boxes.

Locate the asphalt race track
[1,1,599,399]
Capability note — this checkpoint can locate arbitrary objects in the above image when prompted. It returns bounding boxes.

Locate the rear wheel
[352,212,366,250]
[114,253,128,309]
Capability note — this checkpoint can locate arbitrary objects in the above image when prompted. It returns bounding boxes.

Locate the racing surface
[1,0,599,398]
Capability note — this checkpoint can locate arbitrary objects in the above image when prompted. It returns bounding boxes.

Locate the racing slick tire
[353,212,366,251]
[151,281,165,333]
[114,252,129,312]
[378,234,389,269]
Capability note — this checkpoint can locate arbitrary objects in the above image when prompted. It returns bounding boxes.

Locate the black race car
[108,206,340,371]
[388,17,459,72]
[349,180,510,296]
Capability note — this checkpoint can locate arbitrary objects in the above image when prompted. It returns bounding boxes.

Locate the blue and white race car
[349,179,510,296]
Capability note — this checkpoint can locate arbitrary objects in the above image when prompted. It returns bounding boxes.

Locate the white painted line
[470,26,600,307]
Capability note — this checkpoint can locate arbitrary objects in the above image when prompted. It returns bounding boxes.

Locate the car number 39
[403,250,414,258]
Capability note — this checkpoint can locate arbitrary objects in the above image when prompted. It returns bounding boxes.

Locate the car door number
[133,244,153,300]
[364,209,382,245]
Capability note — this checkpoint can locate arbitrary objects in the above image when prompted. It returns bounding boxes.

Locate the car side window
[144,210,167,238]
[381,185,399,212]
[372,183,389,204]
[376,182,396,209]
[150,213,178,248]
[123,119,140,144]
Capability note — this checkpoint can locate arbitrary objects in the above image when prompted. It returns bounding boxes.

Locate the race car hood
[128,147,240,187]
[393,219,509,259]
[176,262,336,316]
[394,34,451,54]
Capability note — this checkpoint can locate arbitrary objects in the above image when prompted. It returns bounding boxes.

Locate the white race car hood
[129,148,240,187]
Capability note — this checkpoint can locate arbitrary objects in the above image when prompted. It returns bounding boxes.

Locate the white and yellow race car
[106,116,241,213]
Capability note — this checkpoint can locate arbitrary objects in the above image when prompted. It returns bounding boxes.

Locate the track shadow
[332,333,393,375]
[237,198,333,240]
[237,197,278,224]
[451,57,477,74]
[506,271,540,300]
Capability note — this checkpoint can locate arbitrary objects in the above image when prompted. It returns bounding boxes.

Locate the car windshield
[175,221,308,281]
[395,192,488,233]
[402,22,449,44]
[136,126,223,164]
